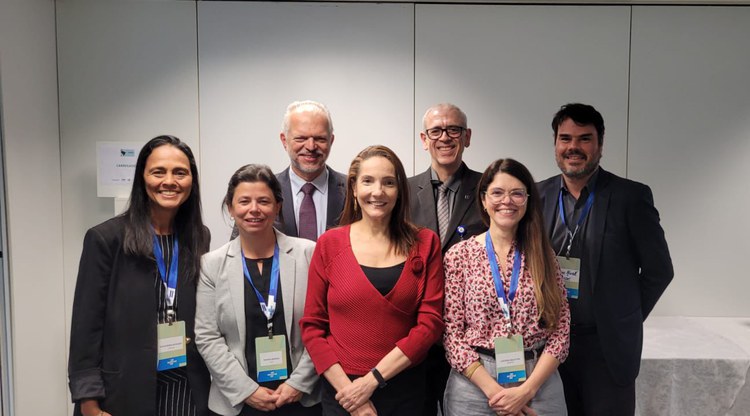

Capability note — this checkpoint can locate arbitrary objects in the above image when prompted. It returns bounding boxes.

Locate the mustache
[564,150,586,158]
[299,150,324,157]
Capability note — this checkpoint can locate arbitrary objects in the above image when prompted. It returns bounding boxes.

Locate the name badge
[157,321,187,371]
[494,335,526,384]
[557,256,581,299]
[255,335,288,382]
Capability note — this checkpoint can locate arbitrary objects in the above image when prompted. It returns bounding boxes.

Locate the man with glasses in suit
[408,103,487,415]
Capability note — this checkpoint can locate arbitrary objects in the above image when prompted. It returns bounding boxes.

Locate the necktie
[299,183,318,241]
[437,182,450,244]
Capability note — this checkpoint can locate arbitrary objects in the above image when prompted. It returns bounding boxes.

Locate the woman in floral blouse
[443,158,570,416]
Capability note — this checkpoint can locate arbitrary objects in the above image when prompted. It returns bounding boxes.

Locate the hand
[274,382,303,407]
[520,405,538,416]
[488,385,534,415]
[80,399,113,416]
[335,373,378,413]
[493,405,536,416]
[350,400,378,416]
[245,386,280,411]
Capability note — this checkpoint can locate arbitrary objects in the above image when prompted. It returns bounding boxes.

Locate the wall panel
[630,6,750,316]
[415,4,631,181]
[197,1,415,244]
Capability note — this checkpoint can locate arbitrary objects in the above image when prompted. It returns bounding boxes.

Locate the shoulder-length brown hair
[338,145,418,256]
[477,158,563,330]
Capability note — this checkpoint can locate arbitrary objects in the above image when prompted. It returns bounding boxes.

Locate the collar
[430,162,466,193]
[289,166,329,196]
[558,166,600,194]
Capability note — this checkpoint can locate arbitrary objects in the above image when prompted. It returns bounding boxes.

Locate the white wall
[56,1,200,413]
[198,1,415,242]
[0,0,67,414]
[628,6,750,315]
[415,4,631,181]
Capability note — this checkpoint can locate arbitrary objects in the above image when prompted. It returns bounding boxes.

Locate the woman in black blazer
[68,135,214,416]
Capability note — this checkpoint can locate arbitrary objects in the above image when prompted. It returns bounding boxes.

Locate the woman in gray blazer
[196,164,320,416]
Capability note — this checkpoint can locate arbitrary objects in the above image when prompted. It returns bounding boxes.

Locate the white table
[636,317,750,416]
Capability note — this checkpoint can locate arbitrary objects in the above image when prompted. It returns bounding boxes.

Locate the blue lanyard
[241,244,280,337]
[485,232,521,328]
[557,187,595,258]
[152,232,179,309]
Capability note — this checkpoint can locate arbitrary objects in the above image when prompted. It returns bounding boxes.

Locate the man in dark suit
[276,100,345,240]
[232,100,345,241]
[408,103,486,415]
[537,103,673,415]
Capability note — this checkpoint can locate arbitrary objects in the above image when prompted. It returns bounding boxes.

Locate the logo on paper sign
[268,371,277,378]
[167,358,177,366]
[120,149,136,157]
[507,373,516,380]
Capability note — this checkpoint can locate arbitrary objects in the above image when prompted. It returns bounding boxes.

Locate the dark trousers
[423,344,450,416]
[321,364,425,416]
[559,333,636,416]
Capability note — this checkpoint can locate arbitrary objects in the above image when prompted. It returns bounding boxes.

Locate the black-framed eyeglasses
[424,126,466,140]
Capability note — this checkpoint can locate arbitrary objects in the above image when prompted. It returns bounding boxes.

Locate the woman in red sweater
[300,145,445,416]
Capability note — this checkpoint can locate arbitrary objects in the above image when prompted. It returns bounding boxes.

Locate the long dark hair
[339,145,418,256]
[122,135,208,282]
[477,158,563,330]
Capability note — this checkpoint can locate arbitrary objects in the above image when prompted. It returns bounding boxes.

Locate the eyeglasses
[485,188,528,205]
[424,126,466,140]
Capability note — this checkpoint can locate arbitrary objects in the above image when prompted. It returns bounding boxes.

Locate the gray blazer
[195,229,319,415]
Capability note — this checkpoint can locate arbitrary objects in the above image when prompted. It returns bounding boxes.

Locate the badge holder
[157,309,187,371]
[494,334,527,384]
[557,256,581,299]
[255,321,288,382]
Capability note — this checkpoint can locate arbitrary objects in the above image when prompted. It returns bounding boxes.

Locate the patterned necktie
[299,183,318,241]
[437,182,450,244]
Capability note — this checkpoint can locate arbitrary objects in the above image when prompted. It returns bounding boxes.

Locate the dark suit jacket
[408,163,487,253]
[537,168,673,385]
[276,166,347,237]
[68,216,213,416]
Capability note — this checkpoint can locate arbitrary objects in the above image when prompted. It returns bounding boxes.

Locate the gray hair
[421,103,468,128]
[281,100,334,137]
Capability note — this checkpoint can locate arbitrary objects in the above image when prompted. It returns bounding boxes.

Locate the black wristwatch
[370,368,387,389]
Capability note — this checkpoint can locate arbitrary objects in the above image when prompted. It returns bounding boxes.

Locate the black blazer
[537,168,673,385]
[408,163,487,253]
[68,216,213,416]
[276,165,347,237]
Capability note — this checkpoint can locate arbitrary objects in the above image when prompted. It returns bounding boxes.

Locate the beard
[291,150,327,176]
[557,150,601,179]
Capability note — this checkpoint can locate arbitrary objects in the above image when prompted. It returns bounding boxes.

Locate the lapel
[586,169,611,291]
[275,229,296,336]
[445,167,478,250]
[541,176,560,236]
[414,169,439,234]
[277,168,298,237]
[325,166,346,229]
[226,238,247,351]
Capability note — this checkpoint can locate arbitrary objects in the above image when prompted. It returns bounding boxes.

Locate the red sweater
[300,225,445,376]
